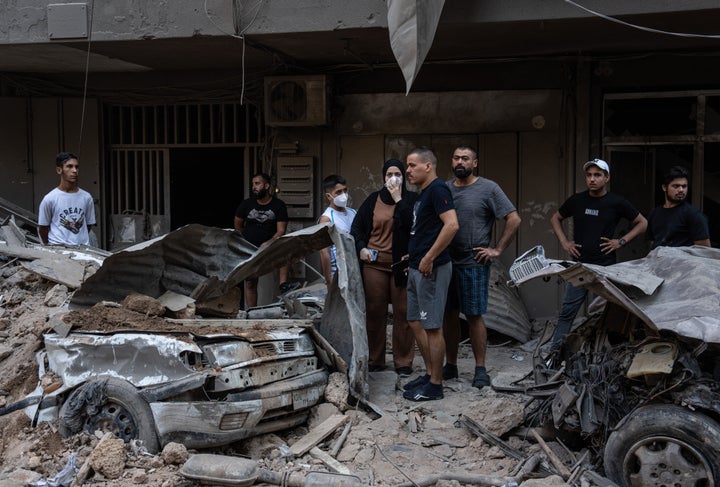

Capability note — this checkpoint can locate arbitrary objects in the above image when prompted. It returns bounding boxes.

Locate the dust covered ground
[0,264,574,486]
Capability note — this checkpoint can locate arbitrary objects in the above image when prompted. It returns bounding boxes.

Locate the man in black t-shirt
[234,173,290,308]
[402,147,458,402]
[647,166,710,249]
[548,159,647,350]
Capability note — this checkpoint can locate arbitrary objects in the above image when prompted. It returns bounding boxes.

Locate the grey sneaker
[472,366,491,389]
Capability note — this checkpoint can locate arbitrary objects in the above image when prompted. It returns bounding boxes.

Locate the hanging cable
[563,0,720,39]
[204,0,265,105]
[78,0,95,154]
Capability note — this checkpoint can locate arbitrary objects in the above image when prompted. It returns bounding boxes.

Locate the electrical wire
[563,0,720,39]
[204,0,265,105]
[78,0,95,154]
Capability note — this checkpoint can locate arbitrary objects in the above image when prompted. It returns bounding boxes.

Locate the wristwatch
[618,238,627,247]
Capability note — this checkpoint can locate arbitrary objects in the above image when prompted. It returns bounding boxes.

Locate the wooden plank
[328,422,352,458]
[530,428,572,480]
[309,447,352,475]
[290,414,348,457]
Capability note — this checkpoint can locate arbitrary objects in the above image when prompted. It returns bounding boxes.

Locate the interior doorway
[169,147,246,229]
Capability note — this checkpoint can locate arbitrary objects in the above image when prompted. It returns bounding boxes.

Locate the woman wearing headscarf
[351,159,418,374]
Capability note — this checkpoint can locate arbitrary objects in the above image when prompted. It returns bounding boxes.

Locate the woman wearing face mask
[319,174,357,288]
[350,159,418,374]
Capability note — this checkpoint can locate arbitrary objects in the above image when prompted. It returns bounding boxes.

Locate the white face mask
[386,175,402,187]
[333,192,348,208]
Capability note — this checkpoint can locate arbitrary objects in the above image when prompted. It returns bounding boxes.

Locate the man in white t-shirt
[38,152,96,246]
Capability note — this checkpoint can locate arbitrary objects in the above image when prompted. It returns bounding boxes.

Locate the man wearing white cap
[547,158,647,350]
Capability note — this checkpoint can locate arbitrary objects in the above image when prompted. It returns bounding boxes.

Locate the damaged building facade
[1,0,720,319]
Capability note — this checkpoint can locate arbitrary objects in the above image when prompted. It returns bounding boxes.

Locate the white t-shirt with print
[38,188,96,245]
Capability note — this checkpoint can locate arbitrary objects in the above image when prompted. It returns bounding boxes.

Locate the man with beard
[441,146,521,389]
[646,166,710,248]
[234,172,291,308]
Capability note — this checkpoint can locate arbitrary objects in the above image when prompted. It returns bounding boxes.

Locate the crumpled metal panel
[71,223,334,305]
[387,0,445,94]
[70,224,256,306]
[515,246,720,344]
[44,333,204,388]
[317,230,368,400]
[485,260,532,343]
[628,246,720,343]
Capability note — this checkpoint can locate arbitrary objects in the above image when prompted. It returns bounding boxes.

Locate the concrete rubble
[0,219,614,486]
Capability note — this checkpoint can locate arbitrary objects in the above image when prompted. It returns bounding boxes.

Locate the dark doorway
[169,148,246,229]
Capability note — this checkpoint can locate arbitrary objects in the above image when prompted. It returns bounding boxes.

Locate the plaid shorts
[447,264,491,316]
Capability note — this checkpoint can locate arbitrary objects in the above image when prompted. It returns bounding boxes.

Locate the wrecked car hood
[66,222,368,399]
[44,324,316,389]
[512,246,720,343]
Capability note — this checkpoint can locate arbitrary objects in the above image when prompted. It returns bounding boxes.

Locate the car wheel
[604,404,720,487]
[58,377,160,453]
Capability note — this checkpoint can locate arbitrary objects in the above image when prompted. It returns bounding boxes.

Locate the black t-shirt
[646,201,709,249]
[408,178,455,268]
[234,197,288,247]
[558,190,639,266]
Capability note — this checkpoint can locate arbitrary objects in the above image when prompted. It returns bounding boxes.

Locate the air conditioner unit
[264,75,328,126]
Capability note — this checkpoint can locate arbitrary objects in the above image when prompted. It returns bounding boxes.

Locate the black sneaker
[402,374,430,391]
[395,366,413,377]
[279,281,302,294]
[442,363,458,380]
[403,382,444,401]
[472,366,491,389]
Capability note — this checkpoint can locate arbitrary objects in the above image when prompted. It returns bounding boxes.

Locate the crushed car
[8,222,368,453]
[507,245,720,487]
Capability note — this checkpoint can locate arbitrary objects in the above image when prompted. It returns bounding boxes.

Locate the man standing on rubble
[402,147,458,402]
[38,152,96,246]
[646,166,710,248]
[442,145,521,389]
[234,172,292,308]
[548,158,647,351]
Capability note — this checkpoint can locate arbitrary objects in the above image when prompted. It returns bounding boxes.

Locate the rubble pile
[0,261,569,486]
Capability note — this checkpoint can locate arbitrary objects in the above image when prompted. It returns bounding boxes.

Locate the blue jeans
[550,283,588,347]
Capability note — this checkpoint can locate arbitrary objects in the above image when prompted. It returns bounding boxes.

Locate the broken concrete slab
[21,258,90,289]
[157,290,194,312]
[366,370,398,413]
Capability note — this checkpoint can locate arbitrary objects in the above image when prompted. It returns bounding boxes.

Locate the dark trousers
[363,263,416,369]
